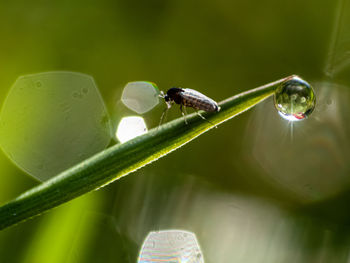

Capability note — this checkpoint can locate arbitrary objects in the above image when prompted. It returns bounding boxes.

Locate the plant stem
[0,75,294,230]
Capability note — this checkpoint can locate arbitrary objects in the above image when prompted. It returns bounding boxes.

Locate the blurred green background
[1,0,350,262]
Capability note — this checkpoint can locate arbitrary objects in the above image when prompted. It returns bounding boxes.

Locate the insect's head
[159,90,172,109]
[164,94,170,102]
[166,87,183,99]
[160,87,183,109]
[160,91,170,100]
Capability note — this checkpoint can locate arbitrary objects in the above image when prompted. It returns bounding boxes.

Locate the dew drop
[274,76,316,121]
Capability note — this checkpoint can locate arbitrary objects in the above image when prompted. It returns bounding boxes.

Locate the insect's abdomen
[180,89,220,112]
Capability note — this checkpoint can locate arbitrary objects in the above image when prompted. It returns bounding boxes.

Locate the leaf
[0,76,294,230]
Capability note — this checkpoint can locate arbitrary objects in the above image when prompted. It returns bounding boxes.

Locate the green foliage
[0,76,292,230]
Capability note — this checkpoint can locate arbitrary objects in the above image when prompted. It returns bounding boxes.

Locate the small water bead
[274,76,316,121]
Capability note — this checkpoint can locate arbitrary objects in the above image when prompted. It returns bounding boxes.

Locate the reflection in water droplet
[274,76,316,121]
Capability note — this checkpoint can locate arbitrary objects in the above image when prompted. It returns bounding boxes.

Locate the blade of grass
[0,75,295,230]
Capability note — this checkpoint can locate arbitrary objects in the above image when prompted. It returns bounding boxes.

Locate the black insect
[159,87,221,126]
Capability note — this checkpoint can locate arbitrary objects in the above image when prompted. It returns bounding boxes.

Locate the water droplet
[274,76,316,121]
[36,81,42,87]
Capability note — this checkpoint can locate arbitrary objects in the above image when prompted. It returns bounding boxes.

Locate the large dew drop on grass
[0,71,112,181]
[244,82,350,202]
[274,76,316,121]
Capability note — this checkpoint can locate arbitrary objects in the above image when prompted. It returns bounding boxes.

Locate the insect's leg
[158,107,169,127]
[180,104,188,124]
[195,110,217,128]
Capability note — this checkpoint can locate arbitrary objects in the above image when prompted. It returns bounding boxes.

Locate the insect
[121,81,221,126]
[159,87,221,126]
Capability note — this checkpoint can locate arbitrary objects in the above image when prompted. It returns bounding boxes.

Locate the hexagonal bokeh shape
[138,230,204,263]
[116,116,148,143]
[121,81,160,114]
[0,71,112,181]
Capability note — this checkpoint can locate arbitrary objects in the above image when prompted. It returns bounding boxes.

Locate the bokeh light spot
[138,230,204,263]
[116,116,148,143]
[121,81,160,114]
[0,71,112,181]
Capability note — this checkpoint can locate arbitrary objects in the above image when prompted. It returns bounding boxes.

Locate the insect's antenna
[157,90,173,128]
[195,110,218,128]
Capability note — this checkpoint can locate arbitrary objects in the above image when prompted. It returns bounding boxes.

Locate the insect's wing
[121,81,160,114]
[181,88,207,98]
[182,88,219,107]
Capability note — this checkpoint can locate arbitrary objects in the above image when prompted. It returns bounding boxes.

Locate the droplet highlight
[274,76,316,121]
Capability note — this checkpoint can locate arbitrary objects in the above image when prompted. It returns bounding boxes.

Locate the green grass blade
[0,75,294,230]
